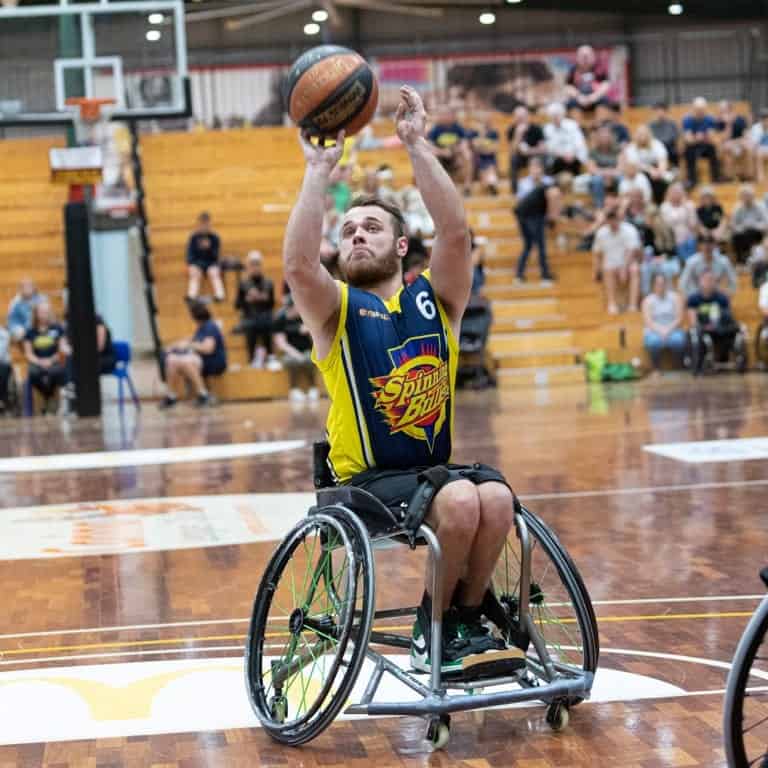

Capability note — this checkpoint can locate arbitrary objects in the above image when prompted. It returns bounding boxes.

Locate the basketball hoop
[65,97,116,123]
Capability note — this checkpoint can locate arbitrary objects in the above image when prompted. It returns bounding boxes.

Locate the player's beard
[342,241,401,289]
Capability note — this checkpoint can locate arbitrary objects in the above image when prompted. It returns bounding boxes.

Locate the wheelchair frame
[689,325,748,375]
[246,480,598,747]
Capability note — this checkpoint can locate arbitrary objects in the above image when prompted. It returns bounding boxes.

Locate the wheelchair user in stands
[0,323,15,414]
[686,269,746,374]
[23,301,69,414]
[159,300,227,409]
[284,85,516,675]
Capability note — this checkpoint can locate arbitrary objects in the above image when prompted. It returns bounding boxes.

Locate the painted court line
[644,436,768,464]
[0,440,305,473]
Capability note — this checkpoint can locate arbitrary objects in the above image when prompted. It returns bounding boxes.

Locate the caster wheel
[426,714,451,749]
[546,702,569,732]
[269,694,287,724]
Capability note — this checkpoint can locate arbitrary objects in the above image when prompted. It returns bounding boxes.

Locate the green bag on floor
[584,349,607,382]
[602,362,639,381]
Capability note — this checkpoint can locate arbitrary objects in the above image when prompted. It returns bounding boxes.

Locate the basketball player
[284,86,516,674]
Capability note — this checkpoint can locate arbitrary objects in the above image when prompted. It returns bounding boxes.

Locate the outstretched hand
[298,129,345,172]
[395,85,427,147]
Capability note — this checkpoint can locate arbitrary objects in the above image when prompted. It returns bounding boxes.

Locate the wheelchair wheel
[490,506,599,704]
[245,509,375,746]
[724,584,768,767]
[734,334,748,374]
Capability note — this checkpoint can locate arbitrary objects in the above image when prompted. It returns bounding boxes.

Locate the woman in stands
[23,301,69,414]
[159,300,227,409]
[660,182,698,263]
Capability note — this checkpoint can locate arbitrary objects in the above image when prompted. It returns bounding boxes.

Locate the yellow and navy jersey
[313,270,458,483]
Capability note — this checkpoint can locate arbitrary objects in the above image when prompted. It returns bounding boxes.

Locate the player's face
[338,206,404,288]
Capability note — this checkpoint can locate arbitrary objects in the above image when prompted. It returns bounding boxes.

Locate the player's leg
[206,264,226,302]
[187,265,202,300]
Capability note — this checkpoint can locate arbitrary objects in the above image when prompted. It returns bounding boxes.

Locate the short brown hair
[188,299,211,323]
[347,195,406,240]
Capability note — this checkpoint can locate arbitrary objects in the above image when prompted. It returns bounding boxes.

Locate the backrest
[112,340,131,364]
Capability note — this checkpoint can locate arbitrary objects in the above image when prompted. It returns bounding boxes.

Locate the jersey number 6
[416,291,436,320]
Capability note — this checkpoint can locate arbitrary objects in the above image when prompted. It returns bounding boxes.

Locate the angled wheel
[245,508,375,745]
[724,588,768,768]
[490,505,599,705]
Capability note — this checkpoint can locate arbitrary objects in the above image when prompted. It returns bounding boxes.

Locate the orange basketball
[285,45,378,137]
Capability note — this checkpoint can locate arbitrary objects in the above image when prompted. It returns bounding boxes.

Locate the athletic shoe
[195,393,214,408]
[159,396,178,410]
[453,605,506,656]
[410,605,465,675]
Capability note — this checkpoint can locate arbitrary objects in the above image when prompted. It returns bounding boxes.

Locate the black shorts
[202,359,226,378]
[346,463,510,517]
[187,259,218,273]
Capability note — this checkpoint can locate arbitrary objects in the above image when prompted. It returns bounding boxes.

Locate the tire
[724,594,768,768]
[245,508,375,745]
[491,505,599,705]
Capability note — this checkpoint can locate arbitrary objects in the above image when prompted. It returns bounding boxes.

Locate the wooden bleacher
[0,101,764,402]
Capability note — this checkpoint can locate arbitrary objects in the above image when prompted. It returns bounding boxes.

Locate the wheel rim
[250,515,359,731]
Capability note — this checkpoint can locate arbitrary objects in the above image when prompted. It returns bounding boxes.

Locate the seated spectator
[596,103,631,147]
[7,279,48,342]
[586,124,621,209]
[696,186,728,243]
[678,234,737,297]
[660,182,698,262]
[160,300,226,409]
[731,184,768,264]
[682,97,721,188]
[400,183,434,238]
[23,301,69,413]
[592,209,641,314]
[95,313,116,374]
[757,273,768,364]
[328,164,352,212]
[715,100,751,181]
[235,250,275,368]
[0,324,12,411]
[375,165,400,207]
[618,161,653,204]
[514,158,559,283]
[564,45,613,114]
[272,295,318,403]
[320,193,343,266]
[403,248,430,286]
[642,274,687,375]
[543,102,588,176]
[750,108,768,183]
[650,102,680,167]
[186,212,225,302]
[427,107,472,196]
[507,105,546,194]
[687,269,739,373]
[469,118,500,195]
[622,125,670,205]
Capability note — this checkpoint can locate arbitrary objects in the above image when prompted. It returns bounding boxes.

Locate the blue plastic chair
[110,340,141,412]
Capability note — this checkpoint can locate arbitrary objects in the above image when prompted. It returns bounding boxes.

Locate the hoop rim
[64,97,117,123]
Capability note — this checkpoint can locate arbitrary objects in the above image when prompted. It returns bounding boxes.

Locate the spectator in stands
[0,324,12,411]
[650,102,680,167]
[23,301,69,413]
[272,295,318,403]
[597,103,631,147]
[715,100,751,181]
[758,272,768,357]
[375,165,400,207]
[507,105,546,194]
[544,102,588,176]
[623,124,670,205]
[618,161,653,204]
[320,193,343,267]
[160,300,226,409]
[679,234,737,297]
[696,186,729,244]
[592,209,641,314]
[586,124,621,209]
[403,249,430,286]
[427,107,473,196]
[469,118,500,195]
[400,182,434,238]
[95,313,116,374]
[682,97,721,188]
[7,279,48,342]
[687,269,738,374]
[660,182,698,262]
[750,108,768,183]
[186,212,225,302]
[514,158,559,284]
[731,184,768,264]
[564,45,613,114]
[235,250,275,369]
[642,273,686,376]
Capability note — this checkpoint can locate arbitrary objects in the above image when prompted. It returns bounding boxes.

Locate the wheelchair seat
[315,485,406,539]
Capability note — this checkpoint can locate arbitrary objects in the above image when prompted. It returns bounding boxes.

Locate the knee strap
[402,465,453,540]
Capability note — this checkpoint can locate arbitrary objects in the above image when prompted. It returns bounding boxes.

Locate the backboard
[0,0,190,127]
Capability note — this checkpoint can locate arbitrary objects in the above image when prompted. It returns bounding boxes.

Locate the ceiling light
[668,3,683,13]
[312,9,329,22]
[304,22,321,35]
[148,12,164,24]
[146,29,162,42]
[506,0,523,4]
[479,12,496,24]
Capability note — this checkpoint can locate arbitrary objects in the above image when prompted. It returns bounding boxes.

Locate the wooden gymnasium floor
[0,373,766,767]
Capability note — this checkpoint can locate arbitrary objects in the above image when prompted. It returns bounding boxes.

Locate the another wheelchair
[723,567,768,768]
[245,446,598,748]
[688,323,748,375]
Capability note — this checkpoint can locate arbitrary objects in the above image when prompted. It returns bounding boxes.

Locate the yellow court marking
[0,611,755,657]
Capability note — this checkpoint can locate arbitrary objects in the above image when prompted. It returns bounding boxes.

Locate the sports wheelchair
[688,323,749,375]
[245,444,598,748]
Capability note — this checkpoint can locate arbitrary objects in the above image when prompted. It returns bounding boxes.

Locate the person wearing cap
[234,250,275,368]
[750,108,768,183]
[678,233,737,298]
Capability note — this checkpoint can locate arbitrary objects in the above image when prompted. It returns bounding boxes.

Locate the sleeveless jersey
[312,270,458,483]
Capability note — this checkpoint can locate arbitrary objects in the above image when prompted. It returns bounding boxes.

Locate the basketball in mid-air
[285,45,378,137]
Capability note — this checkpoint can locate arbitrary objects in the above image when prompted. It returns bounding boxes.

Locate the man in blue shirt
[682,97,721,188]
[427,108,473,196]
[686,269,737,373]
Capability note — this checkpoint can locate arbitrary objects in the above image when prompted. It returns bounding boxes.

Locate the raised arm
[282,130,344,360]
[395,86,471,328]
